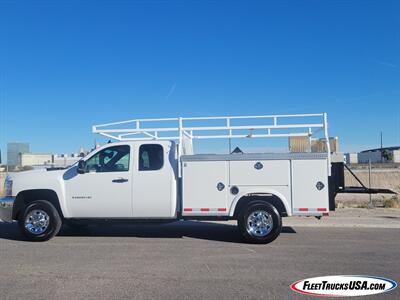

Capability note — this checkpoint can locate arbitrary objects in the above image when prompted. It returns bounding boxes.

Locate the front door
[65,145,133,218]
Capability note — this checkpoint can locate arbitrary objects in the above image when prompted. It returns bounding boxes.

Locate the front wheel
[18,200,62,242]
[238,202,282,244]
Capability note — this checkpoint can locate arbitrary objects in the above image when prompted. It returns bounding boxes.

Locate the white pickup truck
[0,113,333,243]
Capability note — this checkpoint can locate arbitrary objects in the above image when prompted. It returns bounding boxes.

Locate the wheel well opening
[13,189,63,220]
[234,194,288,218]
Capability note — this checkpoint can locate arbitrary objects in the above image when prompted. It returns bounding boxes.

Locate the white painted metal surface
[291,159,329,215]
[181,153,328,217]
[182,161,229,215]
[10,169,69,216]
[65,144,133,218]
[132,141,177,218]
[93,113,331,176]
[65,169,133,218]
[5,113,332,222]
[230,160,290,186]
[228,185,291,217]
[93,114,327,142]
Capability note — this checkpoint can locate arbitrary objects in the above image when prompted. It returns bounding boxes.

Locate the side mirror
[77,160,86,174]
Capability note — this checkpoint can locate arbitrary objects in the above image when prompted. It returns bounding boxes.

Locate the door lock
[216,182,225,191]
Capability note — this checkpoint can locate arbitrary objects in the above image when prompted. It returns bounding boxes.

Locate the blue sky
[1,0,399,159]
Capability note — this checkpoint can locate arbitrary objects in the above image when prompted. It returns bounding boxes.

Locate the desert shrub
[383,196,400,208]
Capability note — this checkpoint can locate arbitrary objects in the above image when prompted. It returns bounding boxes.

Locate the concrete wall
[336,168,400,204]
[344,168,400,193]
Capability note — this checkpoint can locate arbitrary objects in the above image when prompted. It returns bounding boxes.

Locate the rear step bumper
[329,162,397,211]
[338,187,397,194]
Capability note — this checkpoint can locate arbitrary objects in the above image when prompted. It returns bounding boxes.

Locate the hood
[10,167,75,197]
[10,168,67,181]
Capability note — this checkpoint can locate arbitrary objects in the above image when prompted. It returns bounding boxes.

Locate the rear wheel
[238,202,282,244]
[18,200,62,242]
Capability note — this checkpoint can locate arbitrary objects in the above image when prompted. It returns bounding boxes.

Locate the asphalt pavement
[0,220,399,300]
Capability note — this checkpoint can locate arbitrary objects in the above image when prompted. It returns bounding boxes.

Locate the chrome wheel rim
[25,209,50,235]
[246,210,273,237]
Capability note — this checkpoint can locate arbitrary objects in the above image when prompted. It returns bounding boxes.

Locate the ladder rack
[93,113,331,170]
[93,113,328,141]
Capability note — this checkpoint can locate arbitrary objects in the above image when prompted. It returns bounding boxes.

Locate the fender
[10,169,70,218]
[228,186,291,217]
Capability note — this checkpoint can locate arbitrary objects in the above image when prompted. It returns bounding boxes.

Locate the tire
[18,200,62,242]
[237,202,282,244]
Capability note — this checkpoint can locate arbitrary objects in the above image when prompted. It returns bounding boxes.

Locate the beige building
[289,136,339,153]
[345,153,358,164]
[20,153,53,167]
[53,154,80,167]
[311,137,339,153]
[20,153,81,168]
[288,136,310,152]
[0,172,5,196]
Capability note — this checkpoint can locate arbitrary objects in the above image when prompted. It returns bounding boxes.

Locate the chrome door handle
[112,177,129,183]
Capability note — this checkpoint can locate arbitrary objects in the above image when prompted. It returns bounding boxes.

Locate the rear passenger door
[132,142,176,218]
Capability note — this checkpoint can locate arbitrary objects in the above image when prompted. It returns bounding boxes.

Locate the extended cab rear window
[139,144,163,171]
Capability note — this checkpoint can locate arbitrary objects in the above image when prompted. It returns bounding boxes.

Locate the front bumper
[0,197,15,222]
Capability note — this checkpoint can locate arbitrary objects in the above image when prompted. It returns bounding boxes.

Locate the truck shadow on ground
[0,221,296,244]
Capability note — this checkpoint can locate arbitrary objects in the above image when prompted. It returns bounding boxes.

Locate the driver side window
[85,145,130,173]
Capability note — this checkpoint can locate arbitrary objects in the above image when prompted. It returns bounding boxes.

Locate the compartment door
[230,160,290,186]
[291,159,329,215]
[182,161,228,215]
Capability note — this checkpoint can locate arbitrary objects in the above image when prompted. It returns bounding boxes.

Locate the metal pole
[227,118,232,154]
[323,113,331,176]
[178,117,183,178]
[380,131,383,163]
[368,159,372,208]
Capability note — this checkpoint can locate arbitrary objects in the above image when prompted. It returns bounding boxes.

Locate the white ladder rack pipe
[92,113,331,175]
